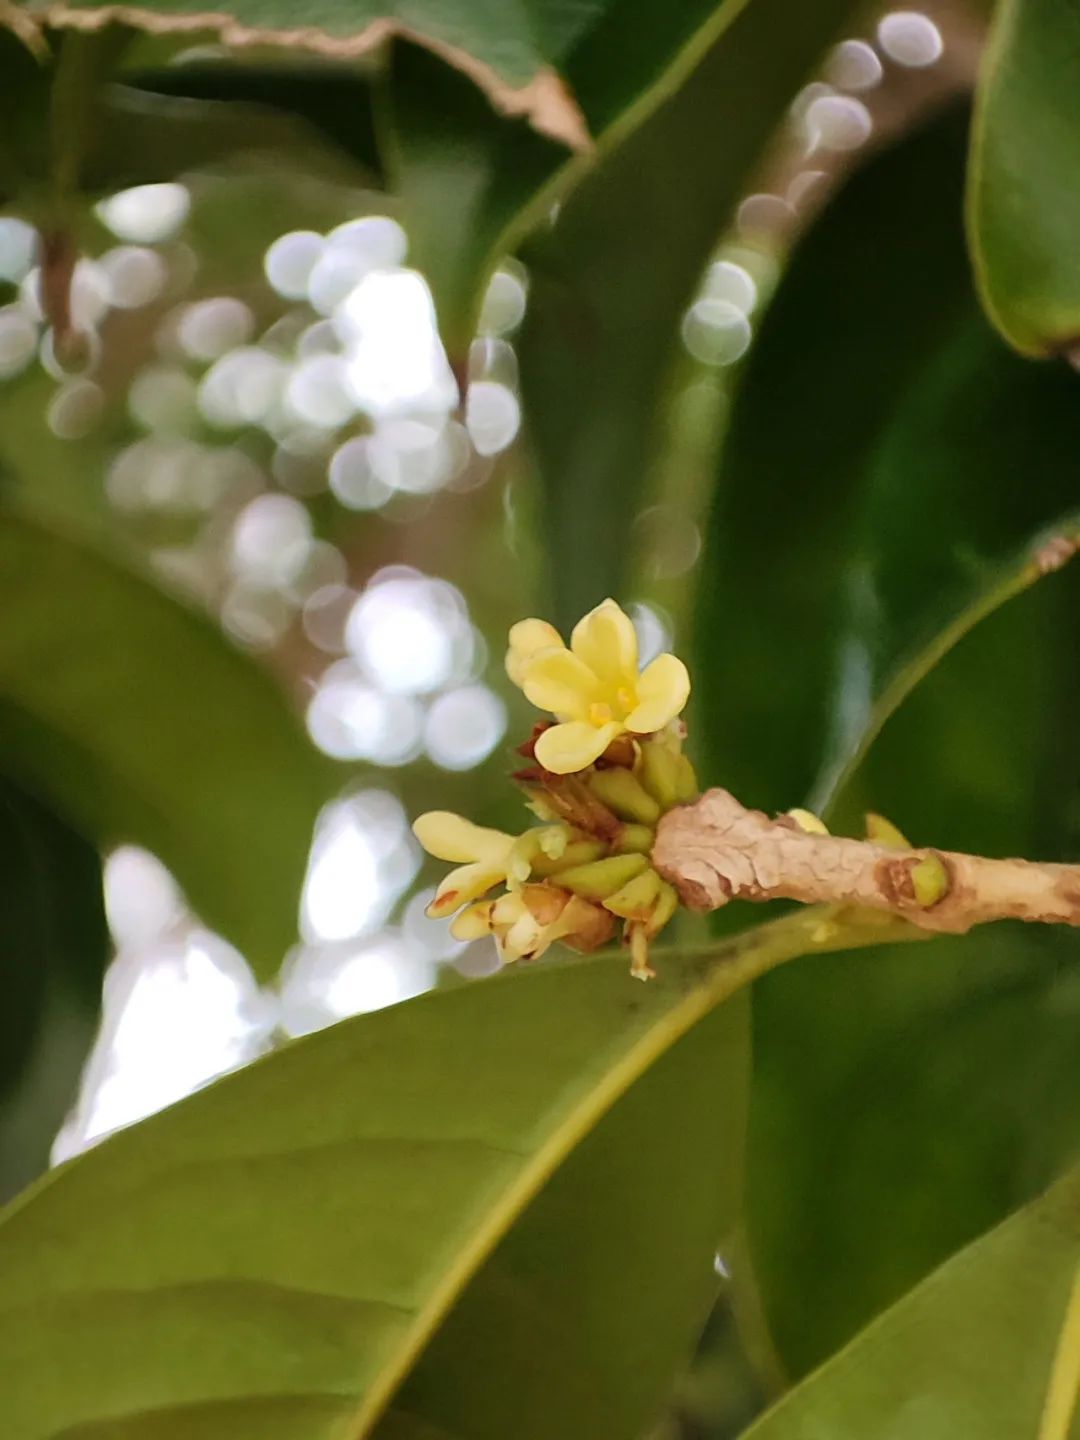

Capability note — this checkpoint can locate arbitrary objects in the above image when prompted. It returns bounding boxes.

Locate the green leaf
[0,778,106,1202]
[0,31,380,207]
[744,1161,1080,1440]
[695,106,975,816]
[969,0,1080,354]
[0,509,337,980]
[108,58,383,191]
[21,0,765,151]
[812,318,1080,823]
[0,912,859,1440]
[517,0,857,627]
[750,571,1080,1374]
[694,108,1080,1377]
[85,74,379,195]
[377,39,564,353]
[379,995,748,1440]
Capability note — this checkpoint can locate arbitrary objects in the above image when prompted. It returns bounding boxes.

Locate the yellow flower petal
[450,901,495,940]
[624,653,690,734]
[413,811,513,864]
[501,912,545,961]
[520,647,601,720]
[427,862,505,915]
[535,719,623,774]
[506,617,564,686]
[570,598,638,686]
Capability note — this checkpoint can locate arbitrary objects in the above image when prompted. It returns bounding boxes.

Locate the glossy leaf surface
[0,926,836,1440]
[969,0,1080,353]
[746,1163,1080,1439]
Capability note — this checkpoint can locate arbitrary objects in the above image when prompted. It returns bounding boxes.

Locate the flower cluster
[413,599,696,979]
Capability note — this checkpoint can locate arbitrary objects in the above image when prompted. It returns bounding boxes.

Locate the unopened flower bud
[612,823,655,855]
[911,854,949,907]
[604,868,679,935]
[554,852,649,900]
[787,808,829,836]
[638,740,684,810]
[587,768,661,825]
[531,836,607,876]
[865,812,912,850]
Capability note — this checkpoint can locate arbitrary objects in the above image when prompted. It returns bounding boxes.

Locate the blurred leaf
[0,919,851,1440]
[17,0,584,96]
[518,0,857,628]
[814,317,1080,821]
[0,778,106,1201]
[695,107,1080,1376]
[0,509,336,980]
[377,39,564,353]
[969,0,1080,354]
[86,78,379,194]
[115,59,382,186]
[744,1161,1080,1440]
[0,26,51,198]
[0,35,380,207]
[751,560,1080,1376]
[695,106,974,815]
[20,0,757,152]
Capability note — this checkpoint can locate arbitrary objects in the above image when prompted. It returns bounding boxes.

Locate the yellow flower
[413,811,532,918]
[451,883,614,964]
[506,598,690,775]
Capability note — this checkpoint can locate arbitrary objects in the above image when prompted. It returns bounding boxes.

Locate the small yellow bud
[587,768,661,825]
[911,854,950,908]
[787,808,829,836]
[865,812,912,850]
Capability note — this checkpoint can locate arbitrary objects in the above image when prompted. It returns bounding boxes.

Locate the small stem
[653,788,1080,933]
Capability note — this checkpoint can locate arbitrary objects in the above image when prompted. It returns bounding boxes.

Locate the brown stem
[652,788,1080,933]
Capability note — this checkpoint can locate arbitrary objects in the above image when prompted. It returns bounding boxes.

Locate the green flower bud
[604,869,679,934]
[531,837,607,876]
[612,823,655,855]
[555,852,649,900]
[587,768,661,825]
[638,741,684,810]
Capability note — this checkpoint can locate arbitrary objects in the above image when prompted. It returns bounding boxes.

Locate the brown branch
[652,788,1080,933]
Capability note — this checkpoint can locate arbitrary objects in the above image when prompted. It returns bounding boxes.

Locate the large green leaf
[0,912,877,1440]
[813,317,1080,824]
[694,108,1080,1377]
[969,0,1080,354]
[379,995,748,1440]
[751,570,1080,1376]
[744,1161,1080,1439]
[0,779,106,1202]
[0,509,337,980]
[518,0,857,628]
